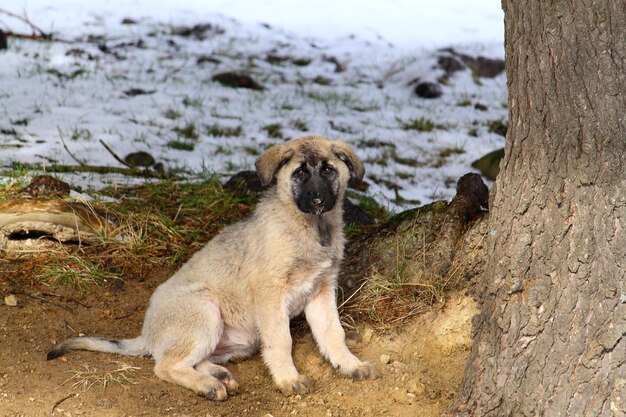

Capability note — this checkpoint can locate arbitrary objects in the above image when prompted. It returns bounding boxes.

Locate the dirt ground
[0,266,477,417]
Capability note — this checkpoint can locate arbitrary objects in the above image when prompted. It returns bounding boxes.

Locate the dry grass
[341,209,478,330]
[2,177,255,290]
[2,171,479,330]
[63,362,145,390]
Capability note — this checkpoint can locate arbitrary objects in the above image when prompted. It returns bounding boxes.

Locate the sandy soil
[0,266,476,417]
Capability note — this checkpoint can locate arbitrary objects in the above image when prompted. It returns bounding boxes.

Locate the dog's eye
[293,167,308,181]
[321,165,335,176]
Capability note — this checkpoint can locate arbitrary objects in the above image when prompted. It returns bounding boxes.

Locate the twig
[51,393,77,415]
[0,7,51,39]
[1,31,50,41]
[12,290,74,313]
[99,139,132,168]
[57,126,86,166]
[40,291,91,308]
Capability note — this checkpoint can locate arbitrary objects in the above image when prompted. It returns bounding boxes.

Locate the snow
[0,1,507,211]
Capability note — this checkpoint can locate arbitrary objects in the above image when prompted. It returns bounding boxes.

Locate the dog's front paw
[277,374,313,396]
[349,361,378,381]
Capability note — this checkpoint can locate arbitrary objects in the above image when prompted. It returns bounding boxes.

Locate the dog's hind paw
[215,371,239,396]
[277,375,313,396]
[203,383,228,401]
[350,362,378,381]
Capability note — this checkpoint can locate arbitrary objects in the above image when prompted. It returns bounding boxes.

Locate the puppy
[48,136,377,400]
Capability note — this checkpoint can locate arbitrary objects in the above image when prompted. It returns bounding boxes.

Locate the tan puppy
[48,136,377,400]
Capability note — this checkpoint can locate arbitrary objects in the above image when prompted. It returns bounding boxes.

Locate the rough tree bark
[449,1,625,416]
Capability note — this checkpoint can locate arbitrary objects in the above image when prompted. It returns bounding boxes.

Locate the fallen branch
[9,162,171,179]
[58,126,86,166]
[0,7,51,40]
[99,139,132,168]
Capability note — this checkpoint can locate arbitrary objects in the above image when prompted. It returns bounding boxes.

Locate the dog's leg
[152,301,230,400]
[256,301,312,395]
[305,280,378,380]
[195,360,239,395]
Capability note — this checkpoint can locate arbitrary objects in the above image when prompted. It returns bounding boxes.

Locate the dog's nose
[312,198,322,205]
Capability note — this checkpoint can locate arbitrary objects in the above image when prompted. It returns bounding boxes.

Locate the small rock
[407,378,425,396]
[466,56,505,78]
[474,103,488,111]
[471,148,504,181]
[123,88,156,97]
[342,199,375,226]
[362,327,374,345]
[380,354,391,365]
[124,151,155,167]
[437,55,465,76]
[4,295,18,306]
[171,23,222,40]
[212,72,264,90]
[414,82,443,99]
[223,170,266,195]
[443,48,505,78]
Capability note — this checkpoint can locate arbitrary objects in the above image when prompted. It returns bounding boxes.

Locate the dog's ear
[332,140,364,180]
[255,144,295,187]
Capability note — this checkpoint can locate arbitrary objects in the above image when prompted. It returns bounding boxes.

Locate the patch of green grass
[312,76,332,86]
[364,154,389,167]
[163,108,182,120]
[458,99,472,107]
[47,67,88,81]
[392,153,421,167]
[39,255,119,290]
[439,147,465,158]
[167,140,195,151]
[290,118,309,131]
[0,166,32,196]
[172,123,199,140]
[468,127,479,137]
[182,95,204,108]
[225,161,245,172]
[132,132,148,143]
[206,124,242,137]
[396,171,414,180]
[303,90,361,114]
[398,116,435,132]
[243,146,261,156]
[350,192,388,222]
[488,120,508,137]
[70,127,93,141]
[214,145,234,155]
[350,104,380,112]
[292,58,312,66]
[263,123,283,139]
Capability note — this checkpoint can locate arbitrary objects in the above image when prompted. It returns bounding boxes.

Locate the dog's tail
[46,336,149,360]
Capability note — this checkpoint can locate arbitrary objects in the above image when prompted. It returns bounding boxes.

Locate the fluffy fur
[47,136,376,400]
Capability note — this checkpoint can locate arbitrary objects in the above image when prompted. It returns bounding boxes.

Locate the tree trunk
[450,1,625,416]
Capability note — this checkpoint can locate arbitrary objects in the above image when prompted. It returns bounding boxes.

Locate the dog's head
[255,136,364,215]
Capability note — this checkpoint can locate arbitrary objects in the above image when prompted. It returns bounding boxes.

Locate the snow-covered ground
[0,1,507,210]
